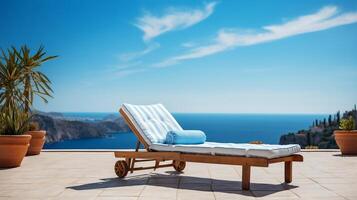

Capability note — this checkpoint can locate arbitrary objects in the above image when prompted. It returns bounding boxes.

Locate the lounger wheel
[115,160,129,178]
[173,160,186,172]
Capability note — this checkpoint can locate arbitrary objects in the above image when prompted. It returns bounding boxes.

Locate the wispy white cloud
[114,68,147,78]
[118,2,216,66]
[113,61,143,70]
[119,43,160,62]
[135,2,217,41]
[104,60,144,78]
[181,42,197,48]
[154,6,357,67]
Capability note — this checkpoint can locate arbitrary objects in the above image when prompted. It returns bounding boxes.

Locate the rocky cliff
[32,113,129,143]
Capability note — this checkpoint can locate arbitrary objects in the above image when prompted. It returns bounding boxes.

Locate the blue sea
[44,113,326,149]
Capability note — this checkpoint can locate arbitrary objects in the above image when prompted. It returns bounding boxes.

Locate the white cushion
[122,103,183,144]
[150,142,228,155]
[150,142,300,159]
[246,144,301,158]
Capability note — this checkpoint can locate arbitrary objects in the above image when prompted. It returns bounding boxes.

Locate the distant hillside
[32,113,130,143]
[280,105,357,149]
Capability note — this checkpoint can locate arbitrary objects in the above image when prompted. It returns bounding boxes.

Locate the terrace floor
[0,151,356,200]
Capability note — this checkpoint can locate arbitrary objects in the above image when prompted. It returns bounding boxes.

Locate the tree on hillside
[355,104,357,129]
[323,118,326,127]
[337,111,341,124]
[306,131,311,146]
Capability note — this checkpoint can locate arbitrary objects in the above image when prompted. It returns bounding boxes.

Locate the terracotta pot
[0,135,32,168]
[334,130,357,155]
[26,130,46,156]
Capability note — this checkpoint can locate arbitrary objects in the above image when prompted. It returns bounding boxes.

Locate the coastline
[42,112,326,149]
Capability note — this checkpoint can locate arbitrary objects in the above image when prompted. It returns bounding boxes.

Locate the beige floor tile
[290,186,340,198]
[99,185,145,197]
[179,183,212,191]
[177,190,215,200]
[251,190,299,198]
[140,185,177,198]
[213,190,255,200]
[138,196,175,200]
[56,188,102,197]
[180,176,212,184]
[96,197,138,200]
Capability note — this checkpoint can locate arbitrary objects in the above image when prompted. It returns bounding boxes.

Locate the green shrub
[339,116,355,131]
[28,122,40,131]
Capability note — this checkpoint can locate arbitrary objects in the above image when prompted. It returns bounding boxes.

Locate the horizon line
[39,110,335,115]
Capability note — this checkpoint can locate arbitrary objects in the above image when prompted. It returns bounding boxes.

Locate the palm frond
[0,45,57,133]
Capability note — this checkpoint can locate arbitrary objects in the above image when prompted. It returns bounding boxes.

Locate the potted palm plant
[334,116,357,155]
[0,46,56,167]
[0,48,31,168]
[14,46,57,155]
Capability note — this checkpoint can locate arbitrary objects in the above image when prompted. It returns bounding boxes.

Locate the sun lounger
[114,103,303,190]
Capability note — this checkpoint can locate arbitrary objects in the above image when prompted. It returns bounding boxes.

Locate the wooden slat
[131,163,173,171]
[115,151,181,160]
[268,154,303,164]
[115,151,270,167]
[134,159,157,162]
[180,153,269,167]
[115,150,304,168]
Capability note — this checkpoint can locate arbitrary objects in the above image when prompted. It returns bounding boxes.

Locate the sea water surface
[44,113,326,149]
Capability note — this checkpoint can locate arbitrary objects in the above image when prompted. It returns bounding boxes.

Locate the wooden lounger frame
[114,108,303,190]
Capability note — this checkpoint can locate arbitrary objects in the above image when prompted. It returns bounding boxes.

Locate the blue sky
[1,0,357,113]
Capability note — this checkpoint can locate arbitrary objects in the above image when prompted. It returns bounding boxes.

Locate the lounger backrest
[121,103,183,145]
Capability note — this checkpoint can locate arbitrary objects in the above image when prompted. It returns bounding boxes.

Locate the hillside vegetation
[280,105,357,149]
